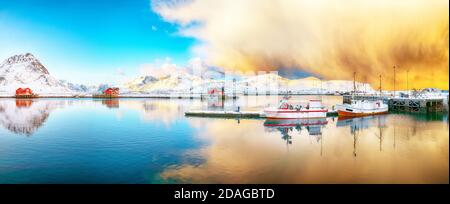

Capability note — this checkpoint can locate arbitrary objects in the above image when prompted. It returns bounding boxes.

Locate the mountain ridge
[0,53,376,95]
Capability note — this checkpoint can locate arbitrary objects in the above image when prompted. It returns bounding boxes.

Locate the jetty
[185,110,263,118]
[185,110,338,119]
[343,94,447,113]
[388,98,446,113]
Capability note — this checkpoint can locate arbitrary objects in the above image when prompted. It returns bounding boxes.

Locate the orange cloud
[154,0,449,90]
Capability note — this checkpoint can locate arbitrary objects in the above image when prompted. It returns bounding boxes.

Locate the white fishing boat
[264,98,328,119]
[336,99,388,117]
[336,72,388,117]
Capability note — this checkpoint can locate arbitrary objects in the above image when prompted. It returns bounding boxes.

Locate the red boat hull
[337,110,388,118]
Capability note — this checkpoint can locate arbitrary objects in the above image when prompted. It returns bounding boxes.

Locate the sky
[0,0,449,89]
[0,0,195,85]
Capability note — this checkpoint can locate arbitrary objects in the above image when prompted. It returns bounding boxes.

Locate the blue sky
[0,0,195,85]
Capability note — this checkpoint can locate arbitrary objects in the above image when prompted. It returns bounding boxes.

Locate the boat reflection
[337,115,387,132]
[264,118,328,146]
[337,114,387,157]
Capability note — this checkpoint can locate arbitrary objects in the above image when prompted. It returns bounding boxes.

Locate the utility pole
[393,66,396,98]
[379,74,382,96]
[353,72,356,95]
[406,69,409,98]
[233,77,236,99]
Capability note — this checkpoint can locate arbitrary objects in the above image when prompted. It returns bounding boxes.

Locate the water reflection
[0,99,58,136]
[206,97,224,110]
[0,97,447,184]
[161,113,448,183]
[101,99,120,109]
[336,115,387,157]
[264,118,328,146]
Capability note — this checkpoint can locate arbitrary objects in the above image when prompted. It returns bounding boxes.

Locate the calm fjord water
[0,96,448,184]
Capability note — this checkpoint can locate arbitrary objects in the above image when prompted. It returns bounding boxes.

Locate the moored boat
[335,72,388,118]
[336,99,388,117]
[264,98,328,119]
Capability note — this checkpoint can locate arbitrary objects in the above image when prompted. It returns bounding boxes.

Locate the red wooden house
[207,88,223,95]
[103,88,120,96]
[15,88,37,98]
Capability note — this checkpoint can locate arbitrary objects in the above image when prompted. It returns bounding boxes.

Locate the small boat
[336,99,388,117]
[264,98,328,119]
[335,72,388,118]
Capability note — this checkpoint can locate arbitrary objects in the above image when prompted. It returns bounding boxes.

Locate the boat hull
[264,118,328,127]
[337,109,388,117]
[264,108,328,119]
[336,100,388,118]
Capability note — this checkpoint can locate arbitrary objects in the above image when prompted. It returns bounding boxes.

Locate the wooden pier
[185,110,263,118]
[185,110,338,119]
[14,94,39,98]
[92,94,119,98]
[342,95,447,113]
[388,98,445,113]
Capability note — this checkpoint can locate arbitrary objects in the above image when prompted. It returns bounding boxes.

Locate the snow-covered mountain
[124,70,205,93]
[124,71,375,95]
[0,53,375,96]
[0,53,85,95]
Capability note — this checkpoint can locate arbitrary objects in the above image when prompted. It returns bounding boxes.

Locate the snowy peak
[301,76,321,81]
[0,53,88,95]
[1,53,49,75]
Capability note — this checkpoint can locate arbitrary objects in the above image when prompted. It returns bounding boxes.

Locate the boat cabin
[308,100,324,108]
[278,99,323,110]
